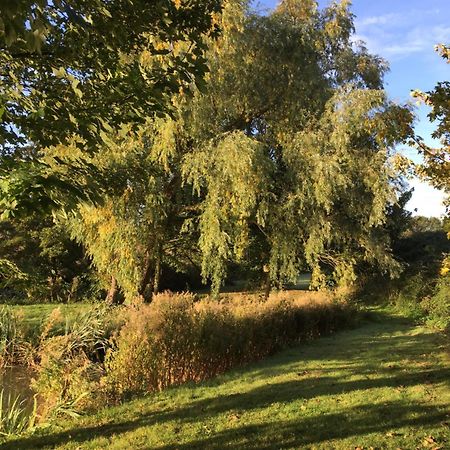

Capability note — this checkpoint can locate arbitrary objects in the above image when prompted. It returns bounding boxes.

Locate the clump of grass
[33,305,112,419]
[0,306,25,368]
[0,389,37,437]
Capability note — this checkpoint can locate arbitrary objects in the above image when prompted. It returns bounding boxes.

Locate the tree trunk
[139,250,154,302]
[153,252,161,295]
[105,275,118,304]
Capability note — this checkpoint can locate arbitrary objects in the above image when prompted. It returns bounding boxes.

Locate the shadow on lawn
[3,313,449,449]
[4,396,448,449]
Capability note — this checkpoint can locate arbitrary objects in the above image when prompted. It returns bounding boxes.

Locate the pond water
[0,366,35,412]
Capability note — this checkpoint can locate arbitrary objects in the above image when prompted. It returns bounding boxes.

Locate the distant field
[5,309,449,450]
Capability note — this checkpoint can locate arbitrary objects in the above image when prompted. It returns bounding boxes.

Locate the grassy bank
[3,309,449,449]
[1,291,354,425]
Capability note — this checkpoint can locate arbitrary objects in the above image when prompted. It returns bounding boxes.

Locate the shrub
[390,273,432,320]
[30,292,354,414]
[422,275,450,331]
[32,305,112,418]
[359,260,449,332]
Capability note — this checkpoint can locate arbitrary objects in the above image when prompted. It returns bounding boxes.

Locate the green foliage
[0,0,222,217]
[0,0,222,148]
[389,273,431,320]
[0,213,98,303]
[385,271,450,331]
[0,389,37,437]
[406,216,444,234]
[411,44,450,207]
[422,275,450,330]
[0,154,106,220]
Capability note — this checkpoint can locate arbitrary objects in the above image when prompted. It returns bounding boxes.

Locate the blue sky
[256,0,450,217]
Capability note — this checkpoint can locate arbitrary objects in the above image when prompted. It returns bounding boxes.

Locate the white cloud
[353,9,449,60]
[406,178,446,217]
[356,13,400,27]
[354,26,450,59]
[355,8,440,31]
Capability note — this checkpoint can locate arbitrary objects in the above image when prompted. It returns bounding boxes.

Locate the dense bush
[103,291,355,400]
[356,266,449,332]
[421,274,450,331]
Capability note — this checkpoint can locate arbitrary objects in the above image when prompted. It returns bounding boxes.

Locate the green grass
[10,304,92,329]
[2,309,449,449]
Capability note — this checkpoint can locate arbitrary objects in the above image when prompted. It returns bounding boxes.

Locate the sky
[256,0,450,217]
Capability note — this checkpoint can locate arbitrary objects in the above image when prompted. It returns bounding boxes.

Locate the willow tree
[180,0,413,292]
[43,119,200,303]
[59,0,414,300]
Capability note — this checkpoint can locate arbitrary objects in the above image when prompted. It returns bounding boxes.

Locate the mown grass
[3,309,449,449]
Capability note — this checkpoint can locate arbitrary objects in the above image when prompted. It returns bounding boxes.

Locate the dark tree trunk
[138,249,154,302]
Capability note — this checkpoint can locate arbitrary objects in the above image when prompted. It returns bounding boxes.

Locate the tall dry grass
[103,290,354,400]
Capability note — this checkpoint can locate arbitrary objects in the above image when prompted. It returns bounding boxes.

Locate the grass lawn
[3,310,449,450]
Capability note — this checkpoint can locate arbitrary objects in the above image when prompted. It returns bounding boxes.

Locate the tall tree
[0,0,222,217]
[181,0,413,291]
[61,0,414,299]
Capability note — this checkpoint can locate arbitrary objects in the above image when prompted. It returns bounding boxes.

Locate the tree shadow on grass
[151,402,448,450]
[3,398,448,449]
[229,314,447,380]
[3,313,449,449]
[4,363,449,450]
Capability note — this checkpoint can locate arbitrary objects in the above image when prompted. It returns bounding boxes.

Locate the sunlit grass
[3,309,449,449]
[10,304,92,330]
[0,390,37,437]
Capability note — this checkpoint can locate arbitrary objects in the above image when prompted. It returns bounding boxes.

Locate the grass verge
[2,309,449,449]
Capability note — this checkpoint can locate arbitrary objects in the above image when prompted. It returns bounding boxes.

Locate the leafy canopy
[58,0,415,299]
[0,0,222,218]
